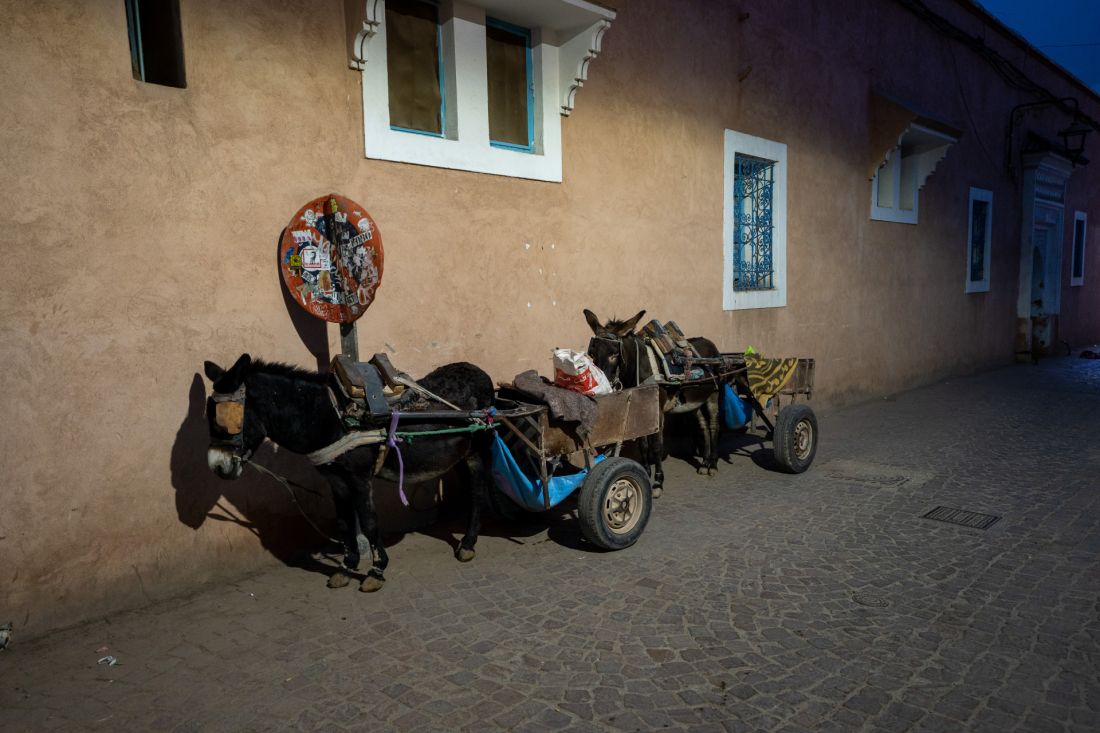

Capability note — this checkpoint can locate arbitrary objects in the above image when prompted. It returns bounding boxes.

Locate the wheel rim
[604,476,643,534]
[793,418,814,460]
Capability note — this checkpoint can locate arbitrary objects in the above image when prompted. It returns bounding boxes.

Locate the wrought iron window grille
[733,155,775,291]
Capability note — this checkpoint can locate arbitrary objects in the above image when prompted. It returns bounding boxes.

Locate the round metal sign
[279,194,384,324]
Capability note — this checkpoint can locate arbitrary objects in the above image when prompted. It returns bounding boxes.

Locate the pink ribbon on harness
[386,411,408,507]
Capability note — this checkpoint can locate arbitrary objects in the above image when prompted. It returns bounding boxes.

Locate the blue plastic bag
[489,434,605,512]
[720,383,749,429]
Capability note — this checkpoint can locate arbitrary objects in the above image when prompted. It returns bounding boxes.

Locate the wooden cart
[490,383,662,550]
[658,352,818,473]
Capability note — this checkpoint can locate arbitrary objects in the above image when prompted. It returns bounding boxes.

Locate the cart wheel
[773,404,818,474]
[577,457,652,550]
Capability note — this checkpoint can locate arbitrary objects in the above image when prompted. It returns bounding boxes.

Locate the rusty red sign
[279,194,384,324]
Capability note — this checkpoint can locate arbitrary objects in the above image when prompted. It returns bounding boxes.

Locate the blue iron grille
[733,154,775,291]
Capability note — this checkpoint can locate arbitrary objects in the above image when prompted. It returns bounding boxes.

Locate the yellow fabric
[745,354,799,405]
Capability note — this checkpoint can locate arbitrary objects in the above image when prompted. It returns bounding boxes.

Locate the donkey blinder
[210,384,247,440]
[214,401,244,435]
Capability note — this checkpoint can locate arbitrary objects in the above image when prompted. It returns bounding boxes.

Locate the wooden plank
[497,416,542,456]
[540,384,661,456]
[369,352,406,388]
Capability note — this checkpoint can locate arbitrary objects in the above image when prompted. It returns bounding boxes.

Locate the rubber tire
[577,457,652,550]
[773,404,818,474]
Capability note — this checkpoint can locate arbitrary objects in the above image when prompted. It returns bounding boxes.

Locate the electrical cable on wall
[892,0,1100,132]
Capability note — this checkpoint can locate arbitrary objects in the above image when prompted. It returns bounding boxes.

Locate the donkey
[583,309,721,495]
[204,354,494,592]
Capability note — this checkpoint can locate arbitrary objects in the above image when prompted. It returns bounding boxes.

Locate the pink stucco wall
[1,0,1097,636]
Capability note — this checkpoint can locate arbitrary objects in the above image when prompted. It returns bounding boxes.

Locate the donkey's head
[583,308,645,386]
[203,354,259,480]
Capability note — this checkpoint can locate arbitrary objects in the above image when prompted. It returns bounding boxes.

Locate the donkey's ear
[614,310,646,337]
[224,354,252,386]
[583,309,602,334]
[204,361,225,382]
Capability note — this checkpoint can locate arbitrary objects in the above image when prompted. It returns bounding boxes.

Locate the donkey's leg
[695,395,720,476]
[353,475,388,593]
[650,432,665,498]
[707,391,721,474]
[319,467,359,589]
[455,442,488,562]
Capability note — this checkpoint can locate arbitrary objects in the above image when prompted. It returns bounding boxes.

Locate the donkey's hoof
[359,575,385,593]
[697,466,717,477]
[652,486,663,499]
[327,571,351,589]
[456,547,476,563]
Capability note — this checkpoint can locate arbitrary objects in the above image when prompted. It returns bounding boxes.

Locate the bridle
[209,383,253,461]
[587,333,643,389]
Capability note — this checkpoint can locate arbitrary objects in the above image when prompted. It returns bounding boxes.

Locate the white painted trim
[353,0,613,182]
[871,151,918,224]
[965,187,993,294]
[870,123,955,225]
[722,129,787,311]
[1016,152,1071,319]
[1071,210,1087,287]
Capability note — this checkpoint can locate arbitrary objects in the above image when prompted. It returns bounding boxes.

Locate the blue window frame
[732,155,775,291]
[486,18,534,153]
[386,0,446,138]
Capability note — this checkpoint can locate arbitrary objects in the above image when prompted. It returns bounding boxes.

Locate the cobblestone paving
[3,358,1100,732]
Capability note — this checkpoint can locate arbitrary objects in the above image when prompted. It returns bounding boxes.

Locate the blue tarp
[489,433,604,512]
[720,383,749,429]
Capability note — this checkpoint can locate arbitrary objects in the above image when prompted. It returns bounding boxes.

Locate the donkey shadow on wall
[164,235,343,577]
[169,373,344,579]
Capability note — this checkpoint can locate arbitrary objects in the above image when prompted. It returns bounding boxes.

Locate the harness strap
[306,429,388,465]
[386,411,409,507]
[643,338,668,383]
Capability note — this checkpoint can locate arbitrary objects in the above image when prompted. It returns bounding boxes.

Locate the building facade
[1,0,1097,634]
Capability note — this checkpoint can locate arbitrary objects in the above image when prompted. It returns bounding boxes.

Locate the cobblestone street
[3,357,1099,732]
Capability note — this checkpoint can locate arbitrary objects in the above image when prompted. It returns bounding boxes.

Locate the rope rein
[246,460,340,544]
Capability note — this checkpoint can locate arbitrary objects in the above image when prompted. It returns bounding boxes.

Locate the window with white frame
[871,124,956,225]
[385,0,446,137]
[349,0,615,183]
[966,187,993,293]
[486,18,533,152]
[723,130,787,310]
[1071,211,1087,286]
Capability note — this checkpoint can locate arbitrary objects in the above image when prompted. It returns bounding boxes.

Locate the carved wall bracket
[558,19,612,117]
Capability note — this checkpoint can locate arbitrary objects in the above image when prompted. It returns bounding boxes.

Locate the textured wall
[1,0,1097,636]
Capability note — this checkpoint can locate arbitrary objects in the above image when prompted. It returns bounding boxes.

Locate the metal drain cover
[852,592,890,608]
[820,460,934,490]
[923,506,1000,530]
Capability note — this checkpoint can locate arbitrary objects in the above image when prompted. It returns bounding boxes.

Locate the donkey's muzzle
[208,446,244,480]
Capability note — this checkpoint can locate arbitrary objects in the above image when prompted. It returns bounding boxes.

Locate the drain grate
[923,506,1000,530]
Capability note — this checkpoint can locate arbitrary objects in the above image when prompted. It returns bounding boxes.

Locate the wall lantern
[1058,118,1090,164]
